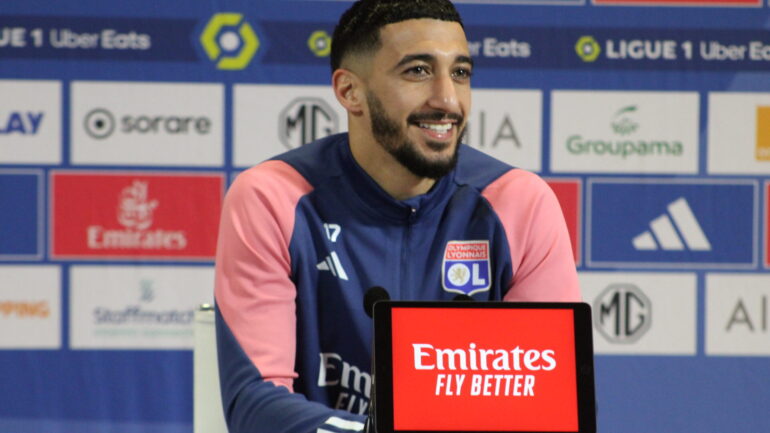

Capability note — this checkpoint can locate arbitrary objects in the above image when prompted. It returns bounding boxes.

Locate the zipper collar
[338,135,456,223]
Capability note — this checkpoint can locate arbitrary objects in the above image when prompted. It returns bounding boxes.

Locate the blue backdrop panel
[0,171,41,259]
[589,180,757,267]
[1,1,769,432]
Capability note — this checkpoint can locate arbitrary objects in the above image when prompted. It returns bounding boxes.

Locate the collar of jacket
[337,135,457,224]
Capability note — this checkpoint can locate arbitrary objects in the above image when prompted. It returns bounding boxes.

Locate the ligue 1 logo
[442,240,491,296]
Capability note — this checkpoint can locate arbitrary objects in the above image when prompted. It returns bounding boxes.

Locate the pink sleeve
[482,169,581,302]
[214,160,313,391]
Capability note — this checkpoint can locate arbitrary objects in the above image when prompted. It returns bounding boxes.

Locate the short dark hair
[330,0,464,73]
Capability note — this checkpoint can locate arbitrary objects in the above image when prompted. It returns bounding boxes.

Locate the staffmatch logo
[391,307,577,432]
[51,172,223,260]
[442,241,491,296]
[70,265,214,349]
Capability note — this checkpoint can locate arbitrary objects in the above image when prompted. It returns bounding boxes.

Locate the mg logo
[594,283,651,344]
[279,97,338,149]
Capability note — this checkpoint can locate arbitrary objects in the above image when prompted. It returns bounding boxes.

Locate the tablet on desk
[372,301,596,433]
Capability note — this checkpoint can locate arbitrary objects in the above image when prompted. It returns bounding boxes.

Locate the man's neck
[347,129,436,201]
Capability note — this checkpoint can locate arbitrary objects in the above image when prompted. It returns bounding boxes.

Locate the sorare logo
[51,172,223,260]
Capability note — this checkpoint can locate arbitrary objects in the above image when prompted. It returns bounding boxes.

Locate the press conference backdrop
[1,0,769,432]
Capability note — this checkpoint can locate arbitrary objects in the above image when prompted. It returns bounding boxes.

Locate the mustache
[407,111,464,124]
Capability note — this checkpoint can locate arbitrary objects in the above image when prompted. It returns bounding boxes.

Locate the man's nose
[426,73,461,114]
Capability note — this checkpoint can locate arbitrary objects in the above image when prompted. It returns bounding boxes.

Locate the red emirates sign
[51,172,223,260]
[547,179,581,264]
[390,307,578,432]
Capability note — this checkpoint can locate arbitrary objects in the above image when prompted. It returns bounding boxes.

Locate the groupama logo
[200,13,259,70]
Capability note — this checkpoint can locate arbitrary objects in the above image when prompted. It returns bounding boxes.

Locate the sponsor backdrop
[0,0,768,432]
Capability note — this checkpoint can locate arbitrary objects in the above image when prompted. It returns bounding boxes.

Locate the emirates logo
[117,181,158,230]
[86,180,187,251]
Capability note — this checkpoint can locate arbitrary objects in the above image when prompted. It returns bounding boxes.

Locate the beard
[366,90,465,180]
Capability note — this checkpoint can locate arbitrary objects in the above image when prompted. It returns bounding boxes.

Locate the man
[214,1,580,432]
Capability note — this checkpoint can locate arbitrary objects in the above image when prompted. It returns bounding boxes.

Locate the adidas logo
[632,197,711,251]
[316,251,349,280]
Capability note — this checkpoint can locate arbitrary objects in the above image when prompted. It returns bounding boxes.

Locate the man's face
[362,19,472,179]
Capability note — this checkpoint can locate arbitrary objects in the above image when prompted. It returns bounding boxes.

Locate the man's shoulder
[455,146,553,199]
[269,133,347,185]
[231,159,314,203]
[230,133,346,197]
[454,145,515,190]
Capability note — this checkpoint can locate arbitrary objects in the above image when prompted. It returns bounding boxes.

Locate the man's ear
[332,68,365,116]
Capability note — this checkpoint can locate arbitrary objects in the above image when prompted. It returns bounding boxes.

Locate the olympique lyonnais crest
[442,240,491,296]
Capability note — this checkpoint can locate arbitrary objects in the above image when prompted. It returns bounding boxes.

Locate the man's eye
[406,65,429,76]
[453,68,472,79]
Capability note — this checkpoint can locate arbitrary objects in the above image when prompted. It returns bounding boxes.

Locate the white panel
[0,80,61,164]
[466,89,542,172]
[551,90,699,174]
[706,273,770,356]
[233,84,346,167]
[70,265,214,349]
[194,308,228,433]
[579,271,697,355]
[71,81,224,166]
[708,92,770,175]
[0,265,61,349]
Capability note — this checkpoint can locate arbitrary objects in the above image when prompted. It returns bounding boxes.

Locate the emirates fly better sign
[376,304,595,432]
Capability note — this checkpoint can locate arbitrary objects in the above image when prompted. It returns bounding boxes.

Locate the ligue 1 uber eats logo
[200,13,259,70]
